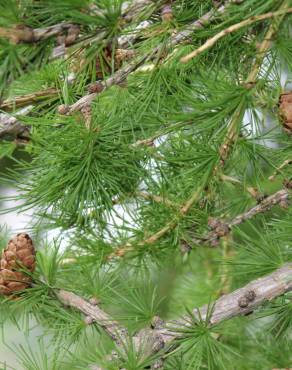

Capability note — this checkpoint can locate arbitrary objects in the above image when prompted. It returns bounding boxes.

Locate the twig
[107,2,287,261]
[180,7,292,63]
[0,22,76,44]
[56,290,128,345]
[136,191,178,208]
[0,106,34,139]
[0,88,58,110]
[63,264,292,367]
[269,159,292,181]
[198,188,290,246]
[66,1,237,114]
[220,174,264,200]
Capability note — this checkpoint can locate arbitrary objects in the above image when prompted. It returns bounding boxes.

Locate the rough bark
[197,188,290,246]
[0,106,33,139]
[57,264,292,367]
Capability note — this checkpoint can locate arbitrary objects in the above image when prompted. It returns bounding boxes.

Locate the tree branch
[0,22,76,44]
[196,188,290,246]
[136,191,178,208]
[180,7,292,63]
[58,264,292,366]
[66,0,236,114]
[108,2,287,260]
[165,263,292,332]
[0,106,33,139]
[269,159,292,181]
[56,290,128,345]
[0,88,58,111]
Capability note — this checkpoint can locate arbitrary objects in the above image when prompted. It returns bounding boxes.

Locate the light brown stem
[66,0,237,113]
[180,8,292,63]
[57,290,128,345]
[198,188,290,246]
[136,191,178,207]
[0,88,58,110]
[269,159,292,181]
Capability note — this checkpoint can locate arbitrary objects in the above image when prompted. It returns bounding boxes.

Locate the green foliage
[1,0,292,369]
[169,307,237,370]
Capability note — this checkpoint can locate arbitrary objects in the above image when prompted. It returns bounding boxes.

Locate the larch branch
[109,1,287,260]
[0,88,59,111]
[56,289,128,345]
[66,0,237,114]
[0,106,33,139]
[197,188,290,246]
[164,263,292,334]
[61,264,292,366]
[180,7,292,63]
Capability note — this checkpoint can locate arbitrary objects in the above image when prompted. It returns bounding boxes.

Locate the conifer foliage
[0,0,292,369]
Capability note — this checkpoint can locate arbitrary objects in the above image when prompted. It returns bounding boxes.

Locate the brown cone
[0,233,36,296]
[279,92,292,133]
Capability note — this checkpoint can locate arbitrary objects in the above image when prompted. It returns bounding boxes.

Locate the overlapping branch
[0,1,236,140]
[65,0,236,114]
[57,264,292,368]
[109,3,287,260]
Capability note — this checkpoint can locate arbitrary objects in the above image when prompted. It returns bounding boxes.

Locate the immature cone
[279,92,292,133]
[0,233,36,296]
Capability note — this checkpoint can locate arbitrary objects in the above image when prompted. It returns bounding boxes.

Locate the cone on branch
[279,91,292,134]
[0,233,36,296]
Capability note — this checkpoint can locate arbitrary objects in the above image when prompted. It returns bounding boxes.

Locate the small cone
[279,92,292,133]
[0,233,36,296]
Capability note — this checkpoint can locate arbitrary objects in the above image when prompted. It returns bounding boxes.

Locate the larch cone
[279,91,292,133]
[0,233,36,296]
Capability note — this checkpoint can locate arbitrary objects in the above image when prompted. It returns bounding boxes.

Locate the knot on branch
[283,178,292,189]
[238,290,256,308]
[88,82,105,94]
[151,315,165,329]
[208,218,230,237]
